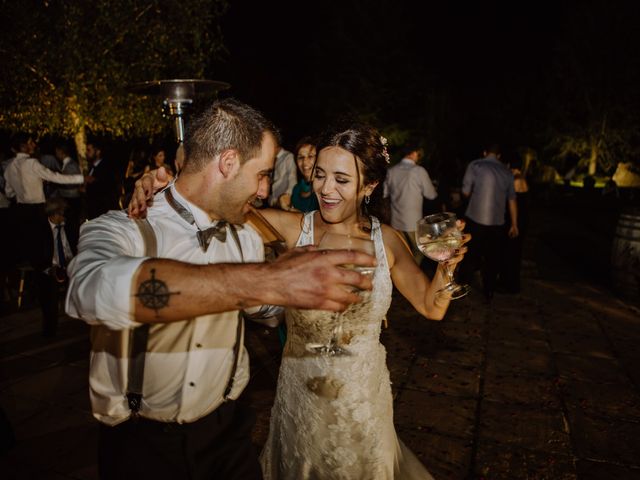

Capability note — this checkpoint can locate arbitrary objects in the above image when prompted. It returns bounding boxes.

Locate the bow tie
[165,188,242,252]
[196,222,227,251]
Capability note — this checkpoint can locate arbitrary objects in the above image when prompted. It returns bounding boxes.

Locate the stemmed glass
[306,231,376,356]
[416,212,469,299]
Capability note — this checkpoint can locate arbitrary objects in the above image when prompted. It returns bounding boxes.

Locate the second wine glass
[416,212,469,299]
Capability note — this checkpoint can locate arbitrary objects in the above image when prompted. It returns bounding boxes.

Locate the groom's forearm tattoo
[135,268,181,316]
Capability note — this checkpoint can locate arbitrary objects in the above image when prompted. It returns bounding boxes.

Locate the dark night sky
[210,0,572,158]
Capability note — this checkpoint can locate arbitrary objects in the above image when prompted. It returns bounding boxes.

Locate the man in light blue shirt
[267,142,296,208]
[383,147,437,264]
[460,144,518,300]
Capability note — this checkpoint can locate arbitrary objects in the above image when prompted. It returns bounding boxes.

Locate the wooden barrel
[610,209,640,300]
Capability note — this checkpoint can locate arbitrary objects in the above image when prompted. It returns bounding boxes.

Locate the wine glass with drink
[416,212,469,299]
[305,231,376,356]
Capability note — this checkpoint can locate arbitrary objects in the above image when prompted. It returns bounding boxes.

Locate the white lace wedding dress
[260,212,433,480]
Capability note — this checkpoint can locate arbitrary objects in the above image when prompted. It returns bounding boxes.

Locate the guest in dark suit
[85,140,122,220]
[33,198,78,337]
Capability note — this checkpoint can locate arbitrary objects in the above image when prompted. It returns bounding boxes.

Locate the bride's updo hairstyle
[315,123,390,227]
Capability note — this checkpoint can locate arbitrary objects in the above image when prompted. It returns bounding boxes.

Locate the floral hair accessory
[380,136,390,164]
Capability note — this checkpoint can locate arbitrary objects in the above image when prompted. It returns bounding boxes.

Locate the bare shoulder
[380,223,407,246]
[379,223,410,269]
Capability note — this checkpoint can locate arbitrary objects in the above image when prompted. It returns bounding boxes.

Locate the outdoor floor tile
[406,360,480,397]
[545,311,603,337]
[51,387,92,414]
[4,364,88,405]
[28,337,90,365]
[483,370,562,408]
[3,406,96,472]
[608,337,640,381]
[387,362,412,392]
[489,309,546,330]
[436,322,485,344]
[0,310,44,343]
[394,389,476,439]
[444,301,489,325]
[396,427,472,480]
[415,338,484,368]
[1,462,73,480]
[548,331,615,359]
[603,319,640,344]
[487,324,550,351]
[609,335,640,358]
[0,390,48,428]
[43,422,99,479]
[0,355,60,390]
[485,346,554,377]
[626,368,640,391]
[380,329,418,360]
[578,304,640,337]
[0,321,89,359]
[559,378,640,421]
[575,459,640,480]
[567,408,640,466]
[479,401,571,454]
[388,322,444,346]
[68,356,90,369]
[474,440,577,480]
[555,353,629,384]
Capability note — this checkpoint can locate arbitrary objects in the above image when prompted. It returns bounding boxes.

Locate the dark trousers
[98,401,263,480]
[35,271,63,337]
[0,207,15,273]
[459,219,505,297]
[13,203,45,266]
[499,235,525,293]
[60,195,83,239]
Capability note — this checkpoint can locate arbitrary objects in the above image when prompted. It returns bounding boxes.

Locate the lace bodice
[284,212,393,358]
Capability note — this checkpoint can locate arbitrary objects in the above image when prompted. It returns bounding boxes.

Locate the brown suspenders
[126,218,244,416]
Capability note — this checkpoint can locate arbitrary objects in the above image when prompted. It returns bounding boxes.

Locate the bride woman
[130,123,468,479]
[257,124,467,479]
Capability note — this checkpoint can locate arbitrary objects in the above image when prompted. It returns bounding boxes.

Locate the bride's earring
[364,195,370,205]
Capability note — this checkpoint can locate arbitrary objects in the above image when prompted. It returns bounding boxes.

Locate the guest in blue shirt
[459,144,518,301]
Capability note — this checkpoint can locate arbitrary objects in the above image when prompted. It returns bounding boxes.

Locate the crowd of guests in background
[0,134,179,335]
[249,135,529,303]
[0,128,530,336]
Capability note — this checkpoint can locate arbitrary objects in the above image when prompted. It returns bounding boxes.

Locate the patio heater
[128,78,231,143]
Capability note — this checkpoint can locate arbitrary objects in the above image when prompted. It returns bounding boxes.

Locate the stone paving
[2,207,640,479]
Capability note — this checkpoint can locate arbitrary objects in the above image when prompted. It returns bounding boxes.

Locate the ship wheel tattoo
[135,268,180,316]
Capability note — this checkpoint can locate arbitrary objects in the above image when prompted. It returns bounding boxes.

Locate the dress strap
[296,211,316,247]
[370,216,390,273]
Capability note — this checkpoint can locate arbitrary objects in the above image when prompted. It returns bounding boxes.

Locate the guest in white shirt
[3,134,84,266]
[383,147,438,264]
[0,153,14,303]
[66,99,375,480]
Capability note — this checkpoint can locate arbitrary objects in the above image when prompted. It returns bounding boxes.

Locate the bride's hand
[447,219,470,268]
[128,166,173,219]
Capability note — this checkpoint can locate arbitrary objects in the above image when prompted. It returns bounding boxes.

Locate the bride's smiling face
[313,146,372,224]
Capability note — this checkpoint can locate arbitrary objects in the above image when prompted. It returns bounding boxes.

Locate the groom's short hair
[182,98,280,173]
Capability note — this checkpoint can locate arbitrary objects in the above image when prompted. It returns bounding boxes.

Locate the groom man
[66,98,375,480]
